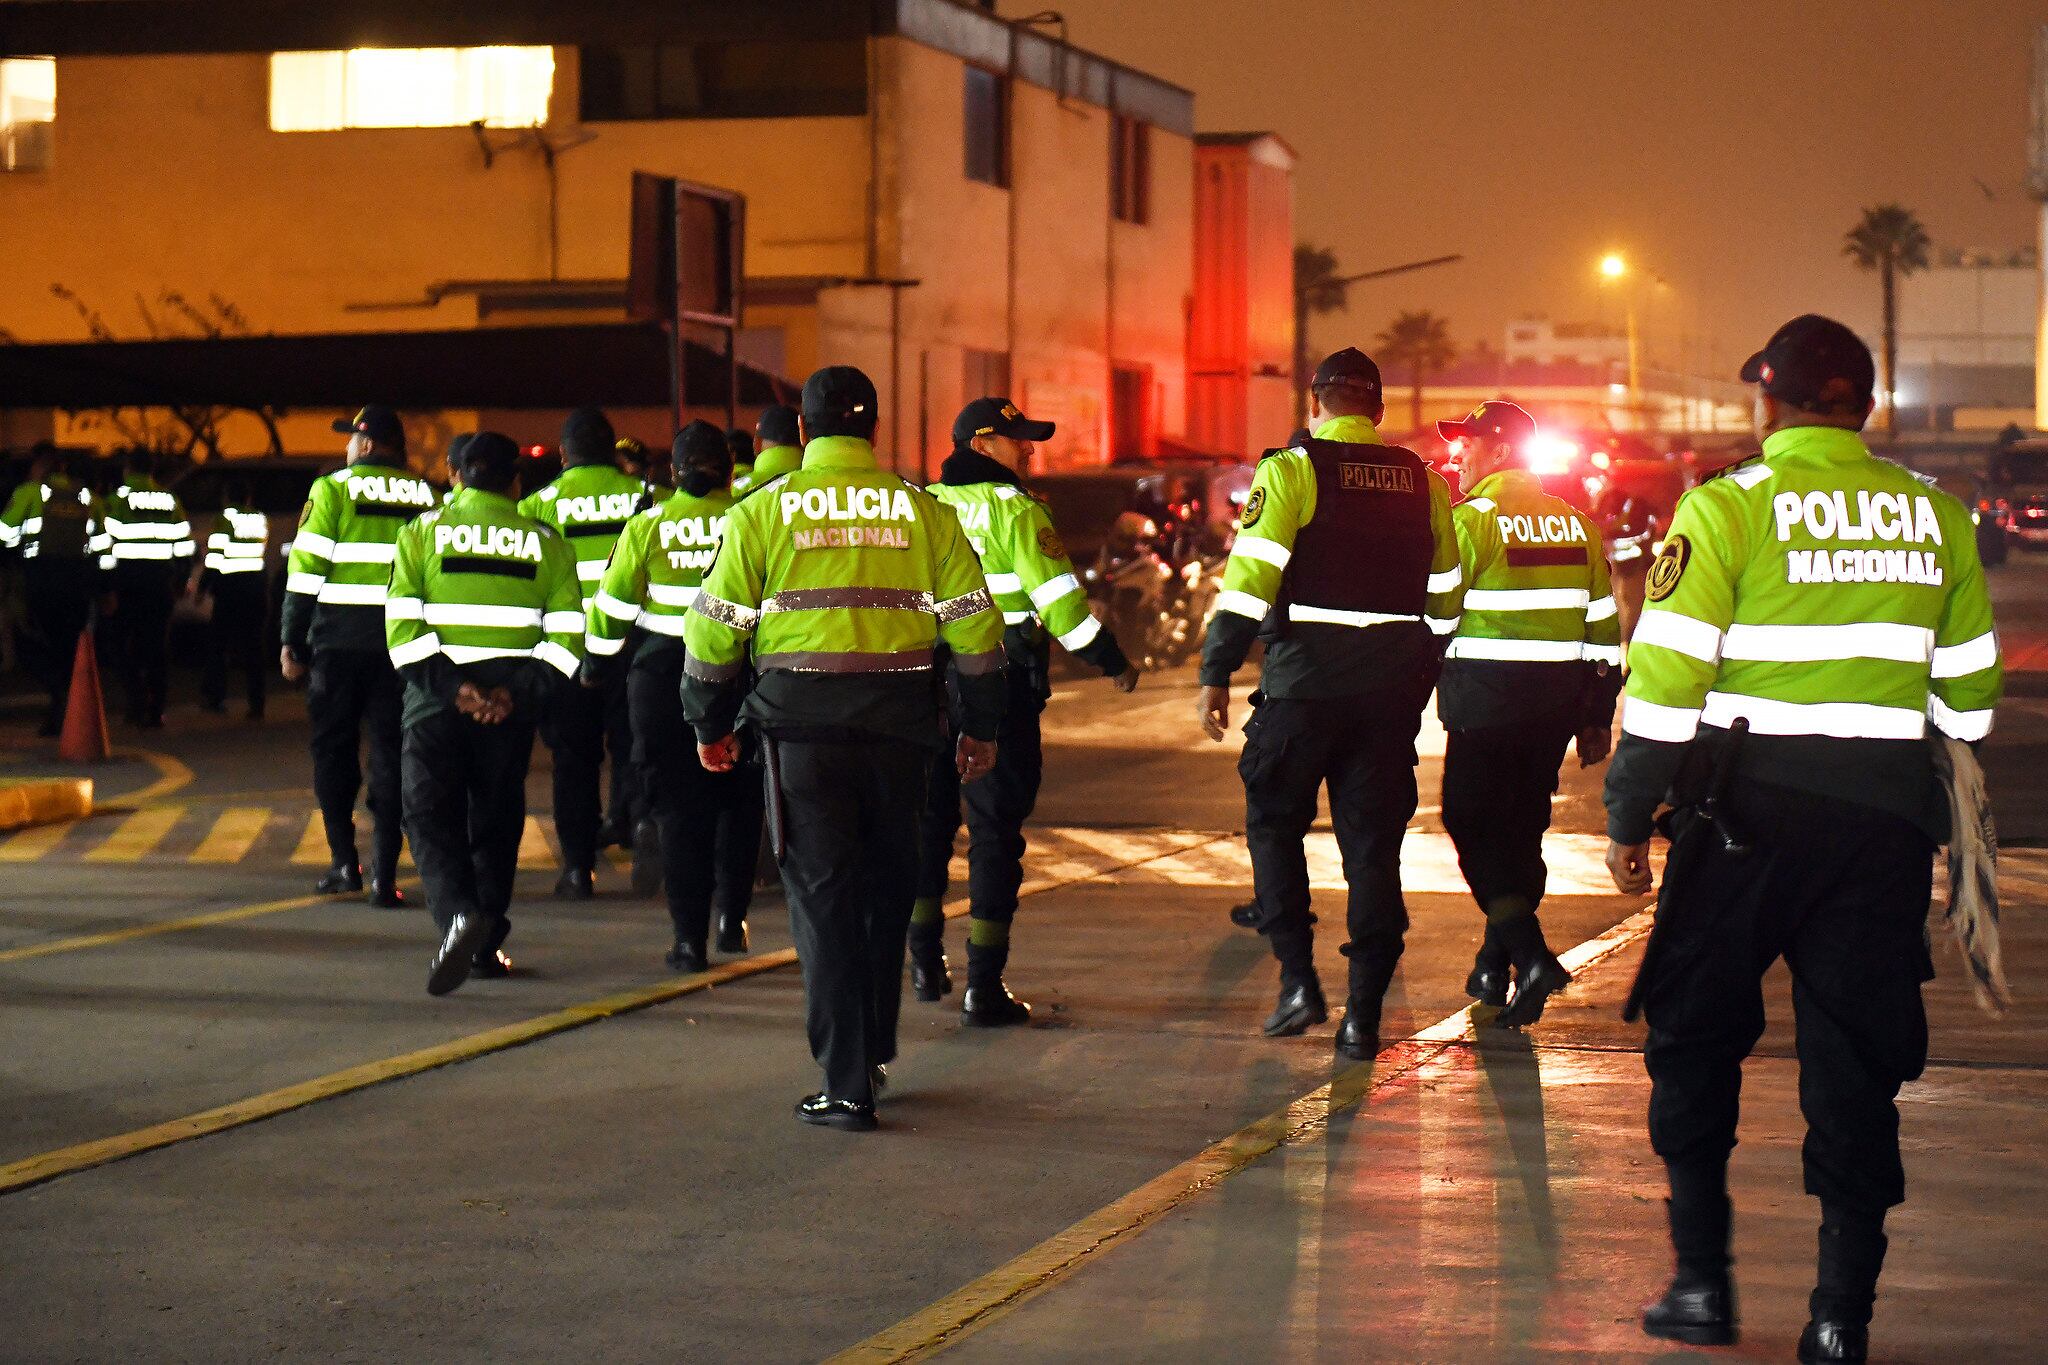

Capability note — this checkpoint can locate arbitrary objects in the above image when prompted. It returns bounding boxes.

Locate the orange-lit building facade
[1187,133,1296,457]
[0,1,1296,475]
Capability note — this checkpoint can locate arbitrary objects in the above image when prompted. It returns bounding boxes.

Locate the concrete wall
[1188,137,1293,457]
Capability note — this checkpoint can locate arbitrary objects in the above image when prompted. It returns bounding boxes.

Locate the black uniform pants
[307,648,405,879]
[202,575,270,715]
[916,669,1045,923]
[1440,719,1576,963]
[23,561,93,730]
[775,737,930,1107]
[402,708,537,947]
[628,662,761,946]
[541,663,640,872]
[1643,783,1934,1224]
[110,570,175,724]
[1239,687,1427,1003]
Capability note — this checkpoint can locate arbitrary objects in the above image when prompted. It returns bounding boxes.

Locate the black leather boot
[1642,1269,1737,1346]
[715,911,749,955]
[1333,1004,1378,1060]
[1803,1212,1884,1363]
[553,867,594,900]
[1797,1320,1867,1363]
[1644,1181,1737,1345]
[908,920,951,1001]
[1262,973,1327,1037]
[314,863,362,895]
[1464,952,1510,1008]
[962,940,1030,1025]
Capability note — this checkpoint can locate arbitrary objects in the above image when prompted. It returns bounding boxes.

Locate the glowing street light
[1600,252,1628,280]
[1598,252,1642,420]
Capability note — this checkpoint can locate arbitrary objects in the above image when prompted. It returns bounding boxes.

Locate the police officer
[387,431,583,996]
[1434,401,1622,1024]
[587,422,761,969]
[101,451,195,729]
[1606,316,2002,1362]
[0,447,109,736]
[519,407,648,898]
[731,403,802,497]
[913,396,1139,1023]
[196,477,272,720]
[683,366,1005,1132]
[283,406,438,903]
[1197,348,1463,1059]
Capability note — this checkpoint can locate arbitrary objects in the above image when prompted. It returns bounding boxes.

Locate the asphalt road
[2,555,2046,1361]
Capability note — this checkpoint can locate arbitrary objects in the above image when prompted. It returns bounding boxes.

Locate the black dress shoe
[1641,1273,1737,1347]
[1798,1320,1867,1363]
[315,864,363,895]
[664,940,709,974]
[596,816,632,850]
[715,913,749,955]
[1465,956,1510,1008]
[795,1093,877,1132]
[1228,899,1261,929]
[427,914,491,997]
[1262,979,1328,1038]
[1497,953,1572,1029]
[629,820,663,897]
[871,1065,889,1096]
[962,981,1032,1026]
[909,945,952,1002]
[368,880,406,909]
[553,868,595,901]
[1334,1010,1378,1061]
[470,948,514,980]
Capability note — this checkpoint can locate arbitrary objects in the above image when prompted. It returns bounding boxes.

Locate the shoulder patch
[1701,454,1765,485]
[1037,525,1067,560]
[1646,534,1690,602]
[327,468,352,482]
[1241,486,1266,529]
[994,485,1021,500]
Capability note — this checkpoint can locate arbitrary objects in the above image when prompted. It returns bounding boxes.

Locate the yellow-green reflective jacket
[587,486,733,667]
[681,436,1005,746]
[283,458,439,652]
[517,462,648,601]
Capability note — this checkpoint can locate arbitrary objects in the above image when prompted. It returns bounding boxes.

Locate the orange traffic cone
[59,627,110,764]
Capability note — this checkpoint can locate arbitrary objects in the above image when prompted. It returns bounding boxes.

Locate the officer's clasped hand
[698,734,741,773]
[956,734,997,783]
[1606,839,1654,896]
[455,682,515,726]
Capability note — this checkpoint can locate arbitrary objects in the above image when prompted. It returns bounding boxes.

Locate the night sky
[1057,0,2044,382]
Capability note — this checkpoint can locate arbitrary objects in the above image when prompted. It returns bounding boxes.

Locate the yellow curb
[0,778,94,832]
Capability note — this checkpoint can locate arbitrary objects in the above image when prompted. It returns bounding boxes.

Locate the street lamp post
[1600,253,1642,423]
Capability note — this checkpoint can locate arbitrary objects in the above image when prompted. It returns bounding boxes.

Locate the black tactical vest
[1282,439,1434,617]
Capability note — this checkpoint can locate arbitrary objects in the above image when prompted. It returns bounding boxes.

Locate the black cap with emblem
[953,396,1055,445]
[1739,314,1876,415]
[332,404,406,449]
[1309,348,1383,403]
[1436,400,1536,447]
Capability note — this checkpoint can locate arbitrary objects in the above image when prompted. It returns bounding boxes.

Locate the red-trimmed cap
[1437,400,1536,446]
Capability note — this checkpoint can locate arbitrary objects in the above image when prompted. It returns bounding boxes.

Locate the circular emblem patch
[1242,487,1266,530]
[1037,526,1067,560]
[1646,534,1690,602]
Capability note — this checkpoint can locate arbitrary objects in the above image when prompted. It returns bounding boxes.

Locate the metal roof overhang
[0,322,789,411]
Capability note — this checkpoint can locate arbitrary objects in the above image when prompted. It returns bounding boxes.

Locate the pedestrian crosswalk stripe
[290,813,327,867]
[190,808,272,864]
[0,818,78,862]
[82,806,185,863]
[1131,830,1617,898]
[517,816,556,870]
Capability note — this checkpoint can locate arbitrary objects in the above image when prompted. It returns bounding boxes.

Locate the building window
[963,349,1012,403]
[0,57,55,172]
[1111,364,1151,459]
[269,48,555,132]
[963,66,1009,188]
[580,40,866,120]
[1111,115,1150,225]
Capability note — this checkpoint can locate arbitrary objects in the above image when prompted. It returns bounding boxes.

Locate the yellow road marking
[82,806,184,862]
[290,813,328,866]
[0,817,80,862]
[829,908,1658,1363]
[105,745,194,808]
[189,808,272,864]
[0,877,422,966]
[517,816,555,870]
[0,833,1234,1196]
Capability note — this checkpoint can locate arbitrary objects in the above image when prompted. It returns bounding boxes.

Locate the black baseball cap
[1438,400,1536,447]
[332,404,406,448]
[757,403,800,446]
[1310,348,1383,399]
[801,366,878,422]
[954,396,1055,445]
[1740,314,1876,414]
[459,431,520,484]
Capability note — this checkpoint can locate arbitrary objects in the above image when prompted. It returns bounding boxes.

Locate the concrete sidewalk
[929,860,2048,1364]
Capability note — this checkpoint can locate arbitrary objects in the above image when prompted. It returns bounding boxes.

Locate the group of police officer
[1,446,273,734]
[102,305,1990,1362]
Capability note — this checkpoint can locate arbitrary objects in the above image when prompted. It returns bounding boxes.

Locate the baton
[762,733,788,865]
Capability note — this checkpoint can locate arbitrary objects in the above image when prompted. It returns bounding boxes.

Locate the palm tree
[1294,244,1350,422]
[1375,311,1457,434]
[1843,205,1931,443]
